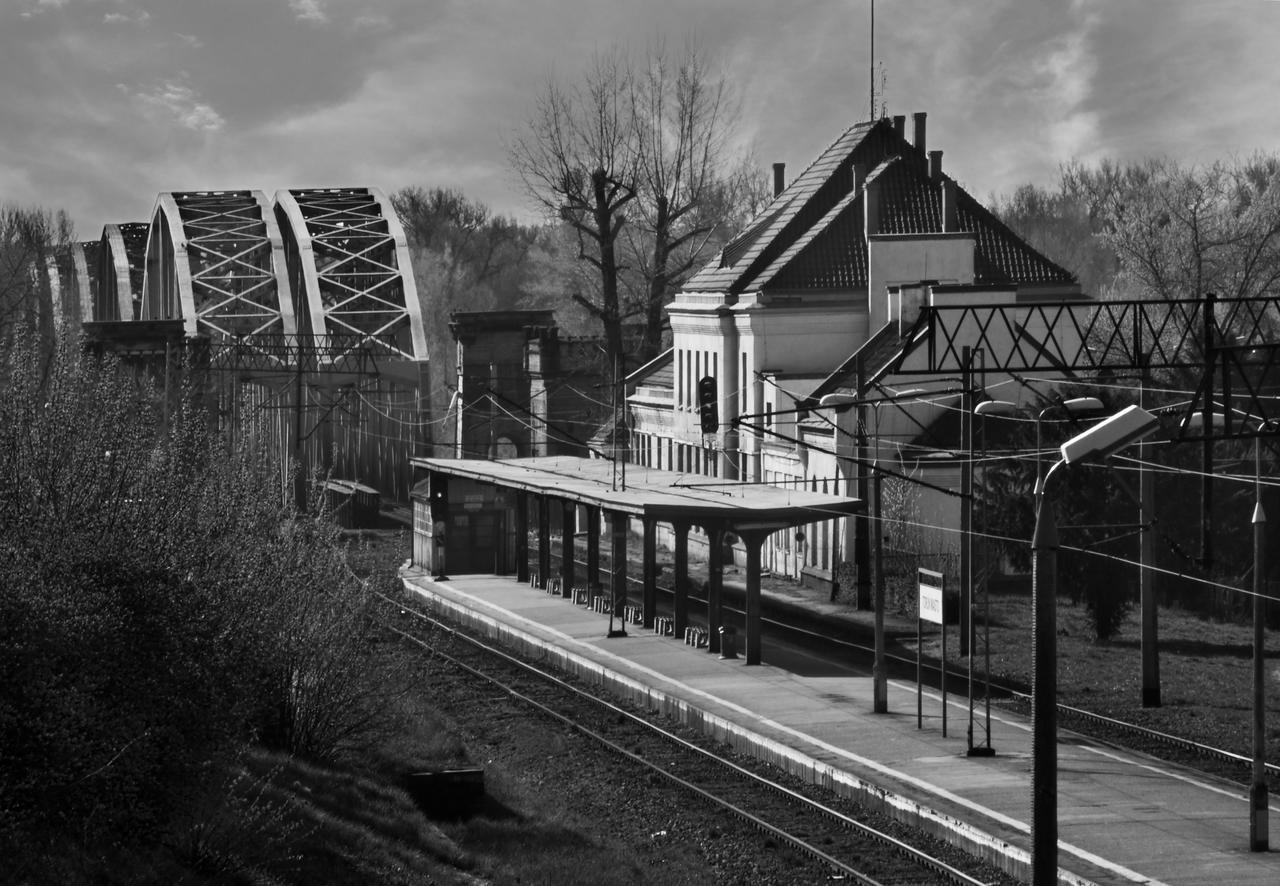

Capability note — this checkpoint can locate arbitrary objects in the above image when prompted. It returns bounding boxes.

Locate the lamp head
[817,393,859,409]
[975,399,1018,417]
[1060,405,1161,465]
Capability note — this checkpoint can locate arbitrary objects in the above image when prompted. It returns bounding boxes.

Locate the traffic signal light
[697,375,718,433]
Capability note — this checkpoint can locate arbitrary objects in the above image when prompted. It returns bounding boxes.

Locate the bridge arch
[69,240,97,326]
[272,187,426,363]
[96,222,146,321]
[140,190,295,339]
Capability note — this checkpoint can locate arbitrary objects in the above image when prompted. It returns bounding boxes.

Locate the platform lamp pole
[969,398,1017,757]
[818,392,888,707]
[1032,405,1162,885]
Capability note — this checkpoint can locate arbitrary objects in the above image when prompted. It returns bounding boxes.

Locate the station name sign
[918,568,944,625]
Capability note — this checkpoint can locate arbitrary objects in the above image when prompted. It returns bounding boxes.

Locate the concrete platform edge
[401,572,1108,886]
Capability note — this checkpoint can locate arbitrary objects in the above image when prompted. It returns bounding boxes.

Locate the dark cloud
[2,0,1278,238]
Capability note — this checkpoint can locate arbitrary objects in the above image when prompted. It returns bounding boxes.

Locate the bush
[0,333,400,877]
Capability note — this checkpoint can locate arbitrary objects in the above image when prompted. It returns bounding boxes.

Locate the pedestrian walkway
[400,567,1279,886]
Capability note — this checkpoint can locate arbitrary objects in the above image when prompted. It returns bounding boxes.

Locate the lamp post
[1032,405,1162,885]
[969,398,1017,756]
[820,392,888,709]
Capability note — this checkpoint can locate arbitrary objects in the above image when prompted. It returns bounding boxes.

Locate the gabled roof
[685,116,1076,295]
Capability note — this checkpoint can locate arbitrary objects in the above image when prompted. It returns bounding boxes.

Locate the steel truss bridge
[63,187,432,503]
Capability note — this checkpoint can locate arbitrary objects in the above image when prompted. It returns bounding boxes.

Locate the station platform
[400,567,1280,886]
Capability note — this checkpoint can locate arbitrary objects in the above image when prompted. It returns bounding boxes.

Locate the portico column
[740,529,769,665]
[515,493,529,584]
[672,521,690,636]
[537,495,551,588]
[642,517,657,628]
[560,500,576,597]
[609,510,628,616]
[707,527,723,654]
[586,505,601,594]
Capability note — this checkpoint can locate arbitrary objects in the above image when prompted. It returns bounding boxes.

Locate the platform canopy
[412,455,862,532]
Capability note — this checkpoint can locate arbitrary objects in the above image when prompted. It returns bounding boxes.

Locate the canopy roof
[413,456,862,533]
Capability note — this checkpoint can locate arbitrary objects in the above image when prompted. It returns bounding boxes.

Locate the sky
[3,0,1279,240]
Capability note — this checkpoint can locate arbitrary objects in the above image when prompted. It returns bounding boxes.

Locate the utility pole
[1139,362,1161,706]
[1250,435,1269,851]
[959,347,973,657]
[293,339,307,512]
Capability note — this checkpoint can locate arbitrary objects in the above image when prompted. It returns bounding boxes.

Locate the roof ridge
[685,118,887,293]
[743,188,863,292]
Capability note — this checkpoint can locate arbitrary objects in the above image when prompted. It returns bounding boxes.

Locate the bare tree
[0,204,74,364]
[509,49,638,371]
[1066,156,1280,307]
[626,41,741,360]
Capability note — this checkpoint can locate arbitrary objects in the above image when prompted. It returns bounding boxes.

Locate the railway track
[376,590,1014,886]
[576,562,1279,791]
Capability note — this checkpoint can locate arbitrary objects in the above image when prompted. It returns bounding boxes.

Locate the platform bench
[684,626,708,648]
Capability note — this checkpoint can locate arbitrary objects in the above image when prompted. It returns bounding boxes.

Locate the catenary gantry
[410,455,864,665]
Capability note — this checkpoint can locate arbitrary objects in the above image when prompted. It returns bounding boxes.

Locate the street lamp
[1035,397,1105,501]
[1031,405,1162,885]
[968,399,1017,756]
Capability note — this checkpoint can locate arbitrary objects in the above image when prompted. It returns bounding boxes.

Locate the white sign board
[918,569,944,625]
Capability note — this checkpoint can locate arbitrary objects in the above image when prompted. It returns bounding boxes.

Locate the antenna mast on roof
[869,0,875,121]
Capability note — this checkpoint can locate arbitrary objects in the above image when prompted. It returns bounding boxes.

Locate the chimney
[913,111,927,155]
[865,173,881,236]
[892,115,905,139]
[928,150,943,183]
[772,162,786,197]
[942,179,958,233]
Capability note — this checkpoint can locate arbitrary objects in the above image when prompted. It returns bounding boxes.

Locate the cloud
[19,0,70,16]
[289,0,328,24]
[103,9,151,26]
[1034,21,1101,162]
[124,80,225,131]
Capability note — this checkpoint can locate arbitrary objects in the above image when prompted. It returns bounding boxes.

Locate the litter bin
[718,625,738,660]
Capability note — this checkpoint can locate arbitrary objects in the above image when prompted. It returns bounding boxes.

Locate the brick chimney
[772,162,786,197]
[865,172,882,236]
[892,115,905,139]
[942,179,958,233]
[928,150,943,183]
[913,111,927,155]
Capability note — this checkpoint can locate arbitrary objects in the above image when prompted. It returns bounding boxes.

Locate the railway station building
[624,112,1087,596]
